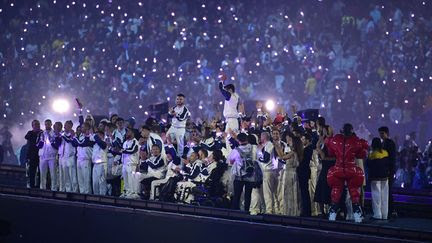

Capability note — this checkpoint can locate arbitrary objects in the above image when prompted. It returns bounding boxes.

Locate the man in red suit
[325,123,368,223]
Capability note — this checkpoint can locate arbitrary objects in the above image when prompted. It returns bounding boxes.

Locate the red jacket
[325,134,368,168]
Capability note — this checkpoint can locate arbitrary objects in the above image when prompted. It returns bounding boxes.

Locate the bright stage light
[265,100,275,111]
[52,99,70,114]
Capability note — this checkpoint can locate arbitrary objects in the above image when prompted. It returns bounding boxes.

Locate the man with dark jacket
[378,126,397,218]
[298,133,313,217]
[24,120,42,188]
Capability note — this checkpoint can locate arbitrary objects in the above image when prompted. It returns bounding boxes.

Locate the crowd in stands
[1,0,432,137]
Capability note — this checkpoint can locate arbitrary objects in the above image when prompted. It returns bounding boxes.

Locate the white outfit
[371,180,389,219]
[167,105,190,157]
[150,160,181,200]
[121,138,139,196]
[258,141,279,214]
[131,155,166,197]
[223,90,240,133]
[147,133,166,160]
[176,160,203,203]
[75,134,93,194]
[38,130,59,191]
[91,135,108,195]
[59,132,78,192]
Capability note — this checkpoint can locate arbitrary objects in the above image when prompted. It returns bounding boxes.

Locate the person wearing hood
[366,138,390,220]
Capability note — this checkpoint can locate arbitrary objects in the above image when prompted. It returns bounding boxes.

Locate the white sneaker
[328,212,337,221]
[354,212,363,223]
[127,193,140,199]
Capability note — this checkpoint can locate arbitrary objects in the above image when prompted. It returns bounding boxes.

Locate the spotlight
[265,100,275,111]
[52,98,70,114]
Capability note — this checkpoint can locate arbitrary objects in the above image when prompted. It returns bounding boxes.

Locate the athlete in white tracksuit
[72,123,94,194]
[219,77,240,133]
[167,93,190,158]
[257,132,280,214]
[91,132,108,195]
[37,120,61,191]
[58,121,78,192]
[120,129,139,197]
[141,126,166,161]
[131,144,166,198]
[150,150,181,200]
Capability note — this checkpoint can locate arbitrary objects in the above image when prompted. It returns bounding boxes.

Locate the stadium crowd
[1,0,432,134]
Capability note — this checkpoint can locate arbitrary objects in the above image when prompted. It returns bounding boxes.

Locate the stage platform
[0,165,431,242]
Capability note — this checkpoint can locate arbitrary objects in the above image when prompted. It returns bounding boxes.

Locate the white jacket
[122,138,139,165]
[38,130,58,160]
[74,134,94,161]
[59,132,76,159]
[145,155,166,179]
[170,105,190,128]
[223,93,239,118]
[91,135,108,163]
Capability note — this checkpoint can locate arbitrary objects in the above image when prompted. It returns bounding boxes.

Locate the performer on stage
[218,73,240,133]
[167,93,190,158]
[326,123,368,223]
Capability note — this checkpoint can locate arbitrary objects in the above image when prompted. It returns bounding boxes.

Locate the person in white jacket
[167,93,190,158]
[150,147,181,200]
[131,144,166,199]
[72,122,95,194]
[58,120,78,192]
[37,119,62,191]
[219,73,240,133]
[120,128,139,198]
[91,130,109,195]
[257,131,279,214]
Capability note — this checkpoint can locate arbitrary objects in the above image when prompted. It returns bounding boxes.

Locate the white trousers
[77,159,92,194]
[167,127,186,157]
[250,186,265,215]
[122,163,136,195]
[92,162,107,195]
[371,180,389,219]
[58,158,64,192]
[60,156,78,192]
[150,177,170,200]
[39,158,58,191]
[130,171,156,195]
[225,118,239,133]
[262,170,280,214]
[276,169,285,215]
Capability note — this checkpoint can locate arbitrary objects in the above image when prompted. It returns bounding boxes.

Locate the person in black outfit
[298,133,313,217]
[378,126,397,217]
[24,120,42,188]
[314,127,336,216]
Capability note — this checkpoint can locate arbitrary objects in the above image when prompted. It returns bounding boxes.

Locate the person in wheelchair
[191,149,229,208]
[150,148,181,200]
[131,144,166,199]
[175,152,204,203]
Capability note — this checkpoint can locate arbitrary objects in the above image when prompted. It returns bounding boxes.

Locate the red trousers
[327,165,364,204]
